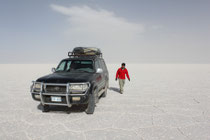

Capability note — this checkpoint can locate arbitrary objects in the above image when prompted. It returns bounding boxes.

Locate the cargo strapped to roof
[68,47,102,58]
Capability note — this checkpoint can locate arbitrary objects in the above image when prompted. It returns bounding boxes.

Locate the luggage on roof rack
[68,47,102,58]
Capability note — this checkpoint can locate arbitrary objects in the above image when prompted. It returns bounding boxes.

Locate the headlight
[69,83,89,92]
[34,83,41,89]
[33,82,42,92]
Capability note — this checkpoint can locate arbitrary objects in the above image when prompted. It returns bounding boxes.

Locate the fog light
[72,97,81,101]
[34,94,40,99]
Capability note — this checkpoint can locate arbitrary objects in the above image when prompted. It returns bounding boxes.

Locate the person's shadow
[109,87,121,94]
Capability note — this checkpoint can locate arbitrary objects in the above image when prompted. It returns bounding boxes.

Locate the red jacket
[116,68,130,80]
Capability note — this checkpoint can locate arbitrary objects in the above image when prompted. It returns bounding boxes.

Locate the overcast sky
[0,0,209,64]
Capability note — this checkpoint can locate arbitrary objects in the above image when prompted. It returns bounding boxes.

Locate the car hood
[36,72,94,83]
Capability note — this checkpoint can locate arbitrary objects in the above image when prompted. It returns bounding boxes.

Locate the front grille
[45,85,67,93]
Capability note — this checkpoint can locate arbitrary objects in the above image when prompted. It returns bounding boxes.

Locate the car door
[95,59,104,91]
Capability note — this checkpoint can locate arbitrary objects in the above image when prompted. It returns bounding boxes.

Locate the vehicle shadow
[37,103,87,114]
[109,87,121,94]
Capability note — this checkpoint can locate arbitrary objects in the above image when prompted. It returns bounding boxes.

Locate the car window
[56,61,66,71]
[102,60,107,71]
[95,60,101,70]
[71,60,94,72]
[99,59,106,71]
[56,60,94,73]
[66,61,72,71]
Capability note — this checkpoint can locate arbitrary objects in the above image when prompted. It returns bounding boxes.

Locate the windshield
[56,60,94,73]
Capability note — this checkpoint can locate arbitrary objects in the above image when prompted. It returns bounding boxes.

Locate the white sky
[0,0,210,63]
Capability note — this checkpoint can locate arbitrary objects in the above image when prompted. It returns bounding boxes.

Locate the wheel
[85,90,96,114]
[42,105,50,112]
[102,82,108,97]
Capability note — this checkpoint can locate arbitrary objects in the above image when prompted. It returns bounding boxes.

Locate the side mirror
[96,68,103,73]
[52,68,56,73]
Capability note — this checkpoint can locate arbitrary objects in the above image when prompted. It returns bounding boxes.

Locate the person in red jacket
[115,63,130,94]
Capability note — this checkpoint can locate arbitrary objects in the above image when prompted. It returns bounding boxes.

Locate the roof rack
[68,47,103,58]
[68,52,102,58]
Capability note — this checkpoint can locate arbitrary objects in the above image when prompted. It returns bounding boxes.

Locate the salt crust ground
[0,64,210,140]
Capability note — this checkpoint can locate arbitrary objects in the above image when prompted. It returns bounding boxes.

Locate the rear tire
[102,82,108,97]
[85,90,96,114]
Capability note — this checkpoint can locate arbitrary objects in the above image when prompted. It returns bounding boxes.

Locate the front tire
[85,90,96,114]
[42,105,50,112]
